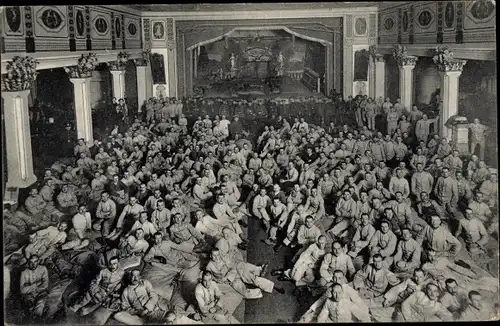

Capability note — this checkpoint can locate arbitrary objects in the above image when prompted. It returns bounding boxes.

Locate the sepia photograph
[1,1,498,324]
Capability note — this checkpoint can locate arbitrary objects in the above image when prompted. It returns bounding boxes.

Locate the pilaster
[2,90,37,188]
[437,60,467,140]
[397,55,417,113]
[110,69,126,99]
[374,54,386,100]
[69,77,94,143]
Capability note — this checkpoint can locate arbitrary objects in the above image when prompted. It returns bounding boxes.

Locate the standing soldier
[365,98,377,131]
[467,118,489,160]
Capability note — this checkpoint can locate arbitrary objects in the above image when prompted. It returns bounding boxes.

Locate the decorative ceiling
[126,2,378,12]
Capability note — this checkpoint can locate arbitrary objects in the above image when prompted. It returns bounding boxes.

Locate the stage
[193,76,325,100]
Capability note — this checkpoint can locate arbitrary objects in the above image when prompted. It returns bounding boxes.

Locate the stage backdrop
[195,31,310,81]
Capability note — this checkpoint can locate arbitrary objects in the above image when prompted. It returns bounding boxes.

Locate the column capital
[110,69,126,75]
[396,55,418,67]
[134,59,148,67]
[69,76,92,84]
[374,53,386,63]
[436,59,467,73]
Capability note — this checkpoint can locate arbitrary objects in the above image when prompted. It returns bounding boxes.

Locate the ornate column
[108,52,129,100]
[436,60,467,140]
[371,53,386,100]
[134,50,151,112]
[65,53,98,144]
[2,56,38,188]
[110,70,126,99]
[393,45,417,112]
[194,47,198,78]
[343,38,354,97]
[2,91,37,188]
[69,78,93,143]
[397,57,417,113]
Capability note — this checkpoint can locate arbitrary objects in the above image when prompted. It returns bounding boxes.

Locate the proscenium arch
[186,25,332,51]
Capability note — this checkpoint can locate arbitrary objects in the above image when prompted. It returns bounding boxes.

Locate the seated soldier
[328,190,358,242]
[3,204,37,252]
[206,248,284,299]
[391,227,422,278]
[368,219,398,269]
[112,196,145,237]
[299,270,370,322]
[316,283,358,322]
[151,200,171,238]
[319,241,355,287]
[438,278,468,320]
[94,192,117,236]
[169,213,205,252]
[19,255,50,318]
[56,184,79,215]
[263,197,289,246]
[62,205,92,250]
[419,215,461,259]
[460,290,497,321]
[142,232,200,299]
[400,283,453,321]
[215,227,246,261]
[212,194,246,243]
[347,213,376,267]
[113,269,170,325]
[126,211,157,240]
[24,222,68,263]
[252,188,271,228]
[194,271,239,324]
[70,256,125,316]
[352,253,400,308]
[272,235,327,286]
[194,209,231,245]
[275,204,309,253]
[24,188,60,229]
[370,268,432,321]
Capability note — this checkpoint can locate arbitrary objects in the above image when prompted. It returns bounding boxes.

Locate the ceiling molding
[142,7,378,20]
[100,5,142,17]
[1,50,142,72]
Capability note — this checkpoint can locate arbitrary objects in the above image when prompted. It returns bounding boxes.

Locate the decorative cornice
[141,7,378,20]
[436,60,467,72]
[1,50,143,72]
[375,44,495,61]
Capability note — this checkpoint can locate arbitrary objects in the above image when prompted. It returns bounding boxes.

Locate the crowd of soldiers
[3,93,499,324]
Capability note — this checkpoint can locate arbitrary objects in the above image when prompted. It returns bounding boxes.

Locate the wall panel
[0,5,142,53]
